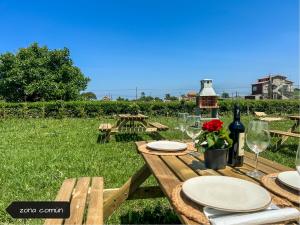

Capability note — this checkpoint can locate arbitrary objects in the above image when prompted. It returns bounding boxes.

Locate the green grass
[0,115,298,224]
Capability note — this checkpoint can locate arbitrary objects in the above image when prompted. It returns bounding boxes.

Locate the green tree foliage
[0,43,90,102]
[293,88,300,99]
[221,92,230,98]
[116,96,129,101]
[139,92,162,101]
[80,92,97,100]
[165,93,178,101]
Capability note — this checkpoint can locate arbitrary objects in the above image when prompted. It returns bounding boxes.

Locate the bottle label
[238,133,245,156]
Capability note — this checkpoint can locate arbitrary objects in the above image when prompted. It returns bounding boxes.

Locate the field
[0,115,298,224]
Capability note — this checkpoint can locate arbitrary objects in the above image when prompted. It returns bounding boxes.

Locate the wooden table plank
[244,151,293,172]
[161,156,199,180]
[192,151,279,175]
[178,154,220,176]
[141,153,198,225]
[64,177,91,225]
[288,115,300,121]
[86,177,103,225]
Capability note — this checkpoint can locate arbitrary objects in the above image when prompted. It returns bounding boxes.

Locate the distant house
[181,91,197,101]
[102,95,111,101]
[245,75,294,100]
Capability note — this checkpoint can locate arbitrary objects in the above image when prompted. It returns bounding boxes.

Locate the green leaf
[207,137,215,148]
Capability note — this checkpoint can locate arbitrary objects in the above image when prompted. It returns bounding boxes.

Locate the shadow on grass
[120,205,181,224]
[97,133,144,143]
[272,143,298,156]
[147,132,165,141]
[97,133,110,143]
[115,133,144,142]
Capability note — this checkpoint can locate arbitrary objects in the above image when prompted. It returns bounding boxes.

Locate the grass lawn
[0,115,298,224]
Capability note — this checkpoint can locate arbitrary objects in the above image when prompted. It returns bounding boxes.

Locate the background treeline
[0,99,299,118]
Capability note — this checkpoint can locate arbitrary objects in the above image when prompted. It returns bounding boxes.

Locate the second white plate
[277,171,300,191]
[146,141,187,151]
[182,176,271,212]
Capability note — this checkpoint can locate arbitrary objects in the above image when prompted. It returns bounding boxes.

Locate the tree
[221,92,230,98]
[293,88,300,99]
[165,93,178,101]
[80,92,97,100]
[117,96,125,101]
[0,43,90,102]
[154,97,162,101]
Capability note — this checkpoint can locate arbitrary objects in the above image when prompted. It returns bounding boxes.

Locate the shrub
[0,99,298,118]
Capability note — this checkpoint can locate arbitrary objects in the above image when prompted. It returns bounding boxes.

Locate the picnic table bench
[98,114,168,142]
[269,115,300,148]
[148,122,169,131]
[254,111,284,122]
[44,177,104,225]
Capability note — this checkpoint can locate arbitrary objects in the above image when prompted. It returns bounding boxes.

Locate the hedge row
[0,99,299,118]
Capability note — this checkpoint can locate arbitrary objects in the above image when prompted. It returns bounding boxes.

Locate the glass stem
[181,131,184,141]
[254,153,259,172]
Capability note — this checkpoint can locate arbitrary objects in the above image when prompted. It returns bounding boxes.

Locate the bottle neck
[233,106,240,121]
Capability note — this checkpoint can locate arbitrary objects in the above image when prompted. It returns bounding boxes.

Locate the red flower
[202,119,223,132]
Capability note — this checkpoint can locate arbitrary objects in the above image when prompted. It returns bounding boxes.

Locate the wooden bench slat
[86,177,103,225]
[44,179,77,225]
[55,178,77,201]
[254,111,267,117]
[99,123,112,131]
[64,177,91,225]
[149,122,169,131]
[145,127,157,132]
[270,129,300,138]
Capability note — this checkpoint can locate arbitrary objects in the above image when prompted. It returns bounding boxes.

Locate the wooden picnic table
[99,114,168,142]
[101,141,298,224]
[270,115,300,147]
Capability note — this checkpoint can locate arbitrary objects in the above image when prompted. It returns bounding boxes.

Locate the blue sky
[0,0,298,99]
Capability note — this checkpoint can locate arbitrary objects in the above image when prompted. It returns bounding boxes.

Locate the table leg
[103,164,152,219]
[279,120,299,145]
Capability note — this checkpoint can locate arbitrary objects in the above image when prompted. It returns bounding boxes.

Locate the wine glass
[177,113,189,140]
[296,144,300,175]
[186,115,202,147]
[246,120,270,178]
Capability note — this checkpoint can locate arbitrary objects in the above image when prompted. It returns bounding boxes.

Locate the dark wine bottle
[227,104,245,167]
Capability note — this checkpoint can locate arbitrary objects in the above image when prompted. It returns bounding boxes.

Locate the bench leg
[280,121,300,145]
[104,131,111,142]
[103,164,151,220]
[98,131,111,143]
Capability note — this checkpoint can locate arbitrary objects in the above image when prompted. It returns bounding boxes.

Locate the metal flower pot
[204,148,228,170]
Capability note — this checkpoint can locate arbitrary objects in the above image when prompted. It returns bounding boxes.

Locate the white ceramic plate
[182,176,271,212]
[146,141,187,151]
[277,171,300,191]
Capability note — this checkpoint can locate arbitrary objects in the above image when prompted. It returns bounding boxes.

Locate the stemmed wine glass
[185,115,202,147]
[177,113,189,140]
[296,144,300,175]
[246,120,270,178]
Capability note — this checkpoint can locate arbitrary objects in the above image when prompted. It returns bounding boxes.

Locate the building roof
[199,79,217,96]
[199,87,217,96]
[187,91,197,97]
[272,75,287,79]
